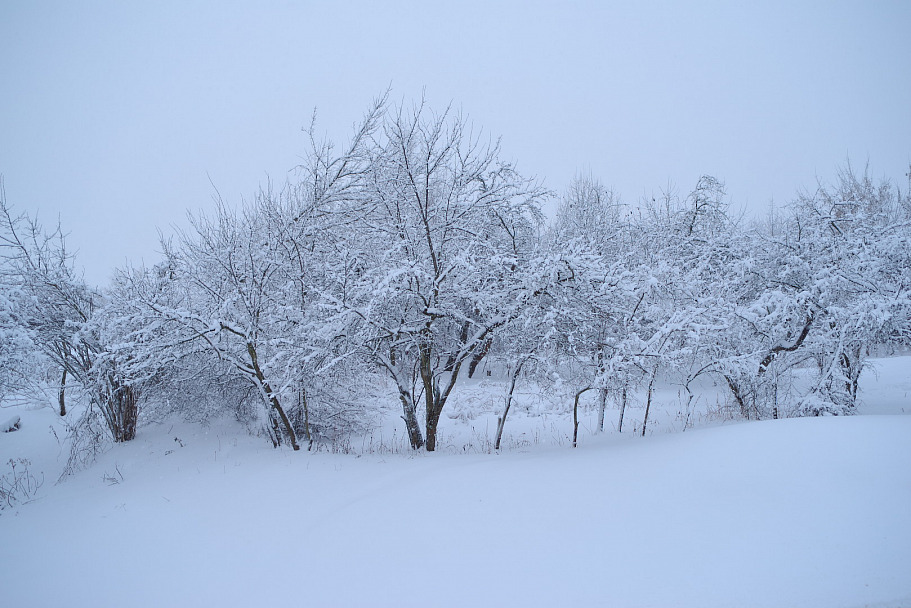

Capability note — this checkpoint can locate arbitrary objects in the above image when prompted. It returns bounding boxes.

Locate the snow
[1,358,910,607]
[0,415,19,432]
[858,355,911,416]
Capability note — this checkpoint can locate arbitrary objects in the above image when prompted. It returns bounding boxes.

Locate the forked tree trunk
[411,320,497,451]
[420,339,441,451]
[420,341,465,452]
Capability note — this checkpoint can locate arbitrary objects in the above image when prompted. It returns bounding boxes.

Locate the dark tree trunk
[423,377,446,452]
[419,330,460,452]
[759,314,814,374]
[121,386,137,441]
[641,367,658,437]
[107,381,138,442]
[414,319,494,451]
[58,367,67,416]
[466,338,491,378]
[300,388,313,451]
[494,360,524,450]
[268,413,282,448]
[267,388,298,451]
[419,338,440,451]
[840,347,862,405]
[246,342,299,451]
[617,385,628,433]
[724,374,752,420]
[573,387,594,448]
[426,410,441,452]
[423,367,464,451]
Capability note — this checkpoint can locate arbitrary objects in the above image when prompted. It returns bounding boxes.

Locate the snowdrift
[1,411,909,607]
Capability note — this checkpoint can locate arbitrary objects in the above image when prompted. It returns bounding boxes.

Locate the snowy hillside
[1,357,909,607]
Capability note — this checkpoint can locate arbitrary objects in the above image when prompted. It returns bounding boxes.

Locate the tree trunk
[300,387,313,451]
[419,338,441,452]
[724,374,752,420]
[841,347,862,405]
[268,391,299,451]
[398,390,425,450]
[466,338,492,378]
[495,360,524,450]
[426,408,441,452]
[121,385,137,441]
[246,342,299,451]
[106,380,138,442]
[423,369,463,452]
[617,385,627,433]
[573,387,594,448]
[596,388,608,433]
[58,367,67,417]
[416,321,485,451]
[641,367,658,437]
[268,412,282,448]
[759,314,814,374]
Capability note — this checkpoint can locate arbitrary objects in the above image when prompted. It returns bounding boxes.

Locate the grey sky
[2,1,909,285]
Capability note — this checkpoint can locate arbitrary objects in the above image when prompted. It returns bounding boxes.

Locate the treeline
[2,96,910,455]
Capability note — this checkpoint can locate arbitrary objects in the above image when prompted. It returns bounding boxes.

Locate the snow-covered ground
[1,357,909,607]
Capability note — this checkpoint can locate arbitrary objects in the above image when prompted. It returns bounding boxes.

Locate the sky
[2,1,909,286]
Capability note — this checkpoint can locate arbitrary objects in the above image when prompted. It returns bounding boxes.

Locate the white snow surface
[1,357,910,607]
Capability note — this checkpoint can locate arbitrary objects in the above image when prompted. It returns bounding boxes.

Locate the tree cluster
[2,98,909,454]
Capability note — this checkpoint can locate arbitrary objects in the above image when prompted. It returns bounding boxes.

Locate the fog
[2,1,909,285]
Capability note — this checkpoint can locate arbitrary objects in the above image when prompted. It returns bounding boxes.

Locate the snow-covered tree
[111,100,387,449]
[541,175,707,442]
[0,288,41,403]
[335,100,547,451]
[785,164,911,414]
[0,180,96,417]
[0,178,147,452]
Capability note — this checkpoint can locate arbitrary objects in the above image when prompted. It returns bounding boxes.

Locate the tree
[1,179,95,416]
[541,174,690,442]
[112,99,387,449]
[337,100,547,451]
[666,165,910,419]
[116,193,316,450]
[785,163,911,414]
[1,178,144,452]
[0,288,41,404]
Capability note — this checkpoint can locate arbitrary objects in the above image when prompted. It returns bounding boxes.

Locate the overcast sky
[2,1,909,285]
